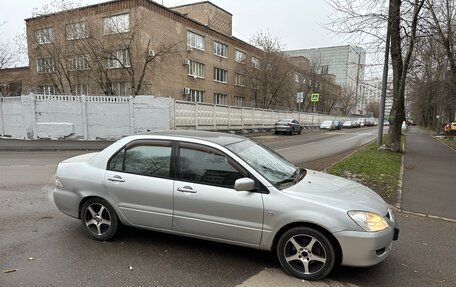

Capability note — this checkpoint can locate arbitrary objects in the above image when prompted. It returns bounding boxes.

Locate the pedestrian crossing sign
[311,93,320,102]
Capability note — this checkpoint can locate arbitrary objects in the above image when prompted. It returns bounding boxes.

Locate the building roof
[25,0,262,54]
[170,1,233,16]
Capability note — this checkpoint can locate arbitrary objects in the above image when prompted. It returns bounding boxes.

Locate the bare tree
[245,31,294,109]
[387,0,424,150]
[29,0,183,96]
[338,84,357,116]
[327,0,425,151]
[366,100,380,117]
[0,23,18,68]
[408,35,456,129]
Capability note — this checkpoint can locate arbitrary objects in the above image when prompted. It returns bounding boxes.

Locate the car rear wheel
[81,198,118,241]
[277,227,336,281]
[298,128,302,135]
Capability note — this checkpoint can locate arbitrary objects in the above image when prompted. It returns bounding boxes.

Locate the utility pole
[377,0,392,147]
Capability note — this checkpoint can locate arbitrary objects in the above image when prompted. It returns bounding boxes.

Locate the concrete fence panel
[0,95,373,139]
[0,97,25,139]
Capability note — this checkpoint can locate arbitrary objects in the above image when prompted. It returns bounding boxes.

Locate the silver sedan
[54,131,399,281]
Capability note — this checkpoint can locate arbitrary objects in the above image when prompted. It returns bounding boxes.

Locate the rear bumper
[274,127,292,132]
[54,187,81,218]
[333,224,399,267]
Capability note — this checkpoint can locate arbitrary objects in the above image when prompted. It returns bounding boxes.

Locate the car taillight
[55,176,64,188]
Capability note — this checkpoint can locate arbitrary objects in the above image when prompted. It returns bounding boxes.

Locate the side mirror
[234,178,255,192]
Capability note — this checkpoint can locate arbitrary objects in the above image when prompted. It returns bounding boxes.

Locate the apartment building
[22,0,264,106]
[360,78,393,117]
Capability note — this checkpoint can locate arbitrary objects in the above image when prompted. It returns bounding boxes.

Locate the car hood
[283,170,388,216]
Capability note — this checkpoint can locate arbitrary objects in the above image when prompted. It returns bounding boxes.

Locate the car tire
[298,128,302,135]
[81,198,119,241]
[275,131,279,135]
[277,227,336,281]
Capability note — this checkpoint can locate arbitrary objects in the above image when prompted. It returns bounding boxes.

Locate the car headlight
[348,211,389,232]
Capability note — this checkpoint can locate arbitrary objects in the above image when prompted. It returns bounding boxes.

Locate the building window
[111,82,130,96]
[235,73,246,87]
[214,93,228,105]
[66,22,89,40]
[190,89,204,102]
[320,65,329,75]
[213,41,228,58]
[214,68,227,83]
[188,61,204,78]
[235,50,246,63]
[107,49,130,69]
[38,85,57,95]
[36,57,56,73]
[68,55,90,71]
[235,96,244,107]
[35,28,54,44]
[74,84,88,95]
[251,57,260,69]
[187,31,204,50]
[103,14,129,34]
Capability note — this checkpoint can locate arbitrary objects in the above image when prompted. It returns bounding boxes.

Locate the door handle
[107,175,125,183]
[177,186,197,193]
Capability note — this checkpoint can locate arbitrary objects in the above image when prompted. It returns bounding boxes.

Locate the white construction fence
[0,94,364,140]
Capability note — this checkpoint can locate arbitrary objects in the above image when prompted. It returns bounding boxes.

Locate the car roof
[140,130,248,146]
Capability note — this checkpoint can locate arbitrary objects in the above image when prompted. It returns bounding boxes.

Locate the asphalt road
[1,128,455,287]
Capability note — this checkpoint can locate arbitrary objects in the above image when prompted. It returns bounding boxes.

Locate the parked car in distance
[358,118,366,127]
[274,119,302,135]
[342,121,354,128]
[320,120,336,131]
[334,120,342,130]
[353,120,360,128]
[54,131,399,281]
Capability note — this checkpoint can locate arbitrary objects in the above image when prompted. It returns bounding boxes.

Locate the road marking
[236,268,360,287]
[394,208,456,223]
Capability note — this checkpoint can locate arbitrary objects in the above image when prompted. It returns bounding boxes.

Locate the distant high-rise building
[285,45,366,114]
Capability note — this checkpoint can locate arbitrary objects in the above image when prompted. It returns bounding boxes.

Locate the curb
[394,134,406,209]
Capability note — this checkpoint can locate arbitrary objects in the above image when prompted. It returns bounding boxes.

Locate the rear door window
[108,140,173,178]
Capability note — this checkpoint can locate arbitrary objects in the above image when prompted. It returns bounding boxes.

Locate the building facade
[285,45,366,114]
[360,78,393,117]
[21,0,265,106]
[0,67,31,97]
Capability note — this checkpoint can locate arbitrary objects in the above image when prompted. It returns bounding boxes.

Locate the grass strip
[326,141,401,205]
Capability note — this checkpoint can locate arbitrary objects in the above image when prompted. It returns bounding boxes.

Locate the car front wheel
[81,198,119,241]
[277,227,336,281]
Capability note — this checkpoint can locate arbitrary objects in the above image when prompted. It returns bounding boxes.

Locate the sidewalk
[401,127,456,220]
[0,137,113,151]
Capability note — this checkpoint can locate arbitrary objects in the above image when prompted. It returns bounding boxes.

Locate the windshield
[225,139,299,187]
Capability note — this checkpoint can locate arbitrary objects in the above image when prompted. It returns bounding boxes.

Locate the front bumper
[333,224,399,267]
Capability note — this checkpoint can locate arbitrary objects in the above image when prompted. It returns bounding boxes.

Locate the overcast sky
[0,0,384,77]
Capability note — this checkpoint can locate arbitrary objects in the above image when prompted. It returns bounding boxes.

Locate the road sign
[311,93,320,102]
[297,92,304,103]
